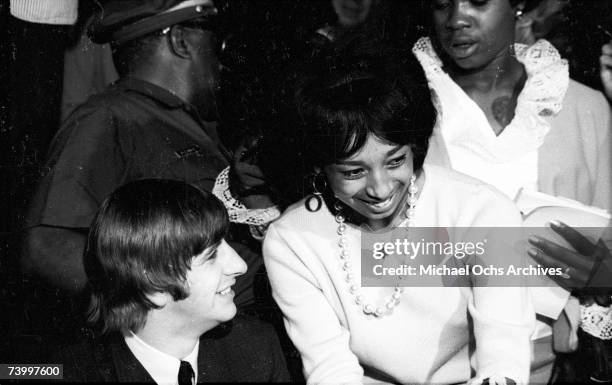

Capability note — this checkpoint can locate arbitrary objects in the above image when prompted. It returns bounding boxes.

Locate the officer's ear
[167,24,192,59]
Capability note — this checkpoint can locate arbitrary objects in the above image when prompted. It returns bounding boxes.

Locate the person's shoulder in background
[564,79,610,112]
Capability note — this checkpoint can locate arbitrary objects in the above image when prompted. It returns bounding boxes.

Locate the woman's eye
[341,168,366,179]
[470,0,489,6]
[432,0,451,10]
[387,155,407,168]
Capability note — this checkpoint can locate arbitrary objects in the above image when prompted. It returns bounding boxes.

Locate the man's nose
[220,240,248,276]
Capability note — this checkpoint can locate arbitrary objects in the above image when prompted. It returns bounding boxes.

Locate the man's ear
[146,291,172,308]
[168,25,192,59]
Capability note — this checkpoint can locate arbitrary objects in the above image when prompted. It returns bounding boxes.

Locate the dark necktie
[178,360,194,385]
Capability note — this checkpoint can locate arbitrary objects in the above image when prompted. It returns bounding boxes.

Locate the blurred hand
[601,40,612,101]
[527,221,612,302]
[230,135,274,209]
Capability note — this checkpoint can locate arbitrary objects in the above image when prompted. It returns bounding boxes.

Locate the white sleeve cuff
[529,285,571,320]
[212,166,281,226]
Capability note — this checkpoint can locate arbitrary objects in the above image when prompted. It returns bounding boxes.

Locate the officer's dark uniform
[28,77,228,228]
[25,77,261,308]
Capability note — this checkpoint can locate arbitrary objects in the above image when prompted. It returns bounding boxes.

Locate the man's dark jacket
[54,315,290,382]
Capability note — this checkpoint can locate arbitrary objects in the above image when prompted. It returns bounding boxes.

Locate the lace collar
[412,37,569,163]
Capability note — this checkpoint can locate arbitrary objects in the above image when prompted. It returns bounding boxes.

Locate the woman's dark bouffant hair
[84,179,229,335]
[288,35,436,209]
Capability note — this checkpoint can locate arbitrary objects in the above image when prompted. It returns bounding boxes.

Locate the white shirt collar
[124,330,199,385]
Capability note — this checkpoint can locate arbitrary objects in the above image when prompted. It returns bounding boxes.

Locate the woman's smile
[356,190,400,213]
[324,134,415,229]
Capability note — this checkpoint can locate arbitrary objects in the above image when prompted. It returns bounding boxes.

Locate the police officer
[21,0,264,307]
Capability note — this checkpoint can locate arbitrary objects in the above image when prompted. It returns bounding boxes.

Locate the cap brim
[90,4,217,45]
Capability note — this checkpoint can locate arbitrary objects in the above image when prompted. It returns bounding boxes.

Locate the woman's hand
[527,221,612,300]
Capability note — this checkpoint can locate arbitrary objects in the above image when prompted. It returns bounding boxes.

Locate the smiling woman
[262,35,535,384]
[292,38,433,230]
[324,138,414,230]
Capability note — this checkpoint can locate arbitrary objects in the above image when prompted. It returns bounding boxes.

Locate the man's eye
[388,155,407,168]
[341,169,366,179]
[198,248,218,265]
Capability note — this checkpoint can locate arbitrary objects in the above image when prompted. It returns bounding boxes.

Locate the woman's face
[431,0,518,70]
[323,134,414,230]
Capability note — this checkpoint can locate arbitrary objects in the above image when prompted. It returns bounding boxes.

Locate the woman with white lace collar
[413,1,612,383]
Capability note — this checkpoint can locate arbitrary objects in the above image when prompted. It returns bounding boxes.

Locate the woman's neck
[445,47,527,135]
[447,48,524,93]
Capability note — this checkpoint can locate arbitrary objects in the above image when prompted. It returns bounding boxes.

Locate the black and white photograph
[1,0,612,383]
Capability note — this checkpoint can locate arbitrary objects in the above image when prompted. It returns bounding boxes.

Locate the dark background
[1,0,611,365]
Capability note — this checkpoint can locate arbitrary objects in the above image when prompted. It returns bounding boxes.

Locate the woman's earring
[306,173,326,212]
[515,9,523,20]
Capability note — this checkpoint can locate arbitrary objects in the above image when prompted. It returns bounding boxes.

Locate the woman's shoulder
[424,164,507,197]
[554,79,610,139]
[269,198,335,234]
[566,79,608,102]
[561,79,610,115]
[423,165,522,225]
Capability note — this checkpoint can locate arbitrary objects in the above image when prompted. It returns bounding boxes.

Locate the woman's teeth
[368,196,393,209]
[217,287,232,296]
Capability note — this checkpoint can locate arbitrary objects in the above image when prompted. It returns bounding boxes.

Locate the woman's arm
[263,224,364,384]
[465,190,535,384]
[468,285,534,385]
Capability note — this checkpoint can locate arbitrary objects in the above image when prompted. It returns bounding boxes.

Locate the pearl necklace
[335,175,418,317]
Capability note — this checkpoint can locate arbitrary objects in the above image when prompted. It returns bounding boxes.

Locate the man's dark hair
[84,179,229,334]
